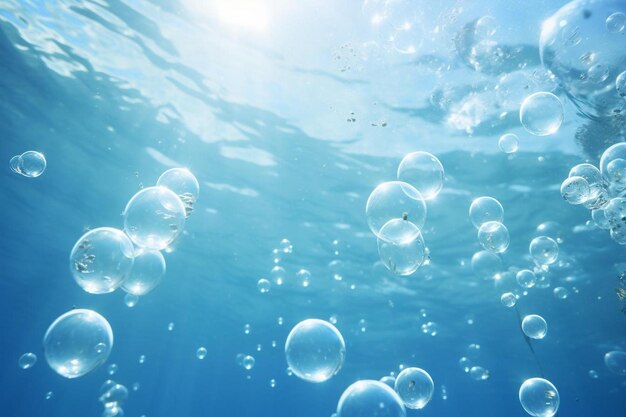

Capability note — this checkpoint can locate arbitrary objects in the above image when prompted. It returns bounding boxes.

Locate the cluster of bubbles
[99,379,128,417]
[560,143,626,244]
[40,167,199,384]
[260,238,303,293]
[469,196,509,254]
[365,151,444,275]
[70,167,198,298]
[458,344,490,381]
[491,231,560,310]
[9,151,47,178]
[335,368,435,417]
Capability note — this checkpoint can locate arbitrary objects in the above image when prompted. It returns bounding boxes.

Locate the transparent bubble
[167,322,174,331]
[244,323,251,335]
[124,293,138,308]
[280,238,293,253]
[420,321,438,336]
[608,160,626,192]
[132,382,140,391]
[469,197,504,229]
[529,236,559,265]
[108,363,118,375]
[516,269,536,288]
[521,314,548,339]
[45,391,53,400]
[156,168,199,218]
[380,375,396,388]
[196,347,207,360]
[121,248,166,296]
[69,227,134,295]
[498,133,519,154]
[365,181,427,237]
[606,12,626,33]
[519,378,559,417]
[469,366,490,381]
[336,380,406,417]
[478,221,510,253]
[242,355,255,370]
[616,71,626,98]
[586,63,610,84]
[123,186,186,250]
[285,319,345,383]
[459,356,471,373]
[540,0,626,118]
[396,152,444,200]
[501,292,517,307]
[471,250,502,280]
[561,176,590,205]
[257,278,271,293]
[271,265,286,286]
[296,269,311,288]
[17,151,46,178]
[18,352,37,369]
[519,92,563,136]
[43,309,113,378]
[600,143,626,185]
[592,208,611,229]
[466,343,481,360]
[604,350,626,375]
[394,367,434,409]
[588,369,599,379]
[377,219,426,275]
[570,163,602,185]
[100,383,128,405]
[553,287,569,299]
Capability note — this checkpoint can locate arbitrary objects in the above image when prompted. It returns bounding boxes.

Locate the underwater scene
[2,0,626,416]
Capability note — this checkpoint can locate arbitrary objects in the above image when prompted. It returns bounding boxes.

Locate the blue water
[1,0,626,416]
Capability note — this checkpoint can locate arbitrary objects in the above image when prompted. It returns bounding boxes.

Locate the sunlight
[185,0,270,32]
